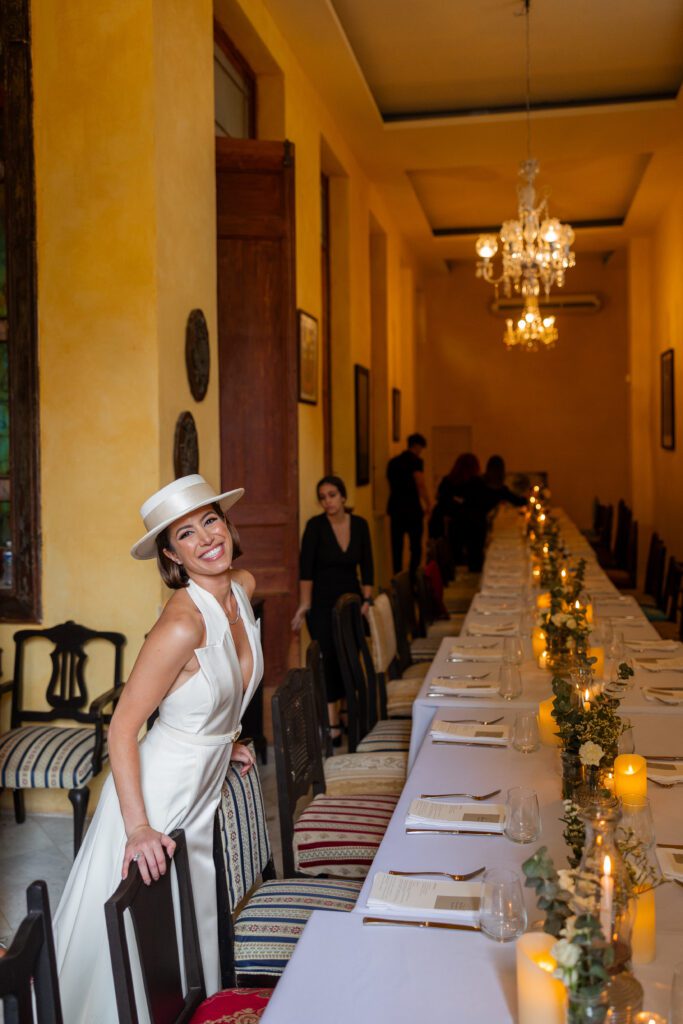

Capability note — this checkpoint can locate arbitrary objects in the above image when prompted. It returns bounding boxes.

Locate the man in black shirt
[386,432,430,575]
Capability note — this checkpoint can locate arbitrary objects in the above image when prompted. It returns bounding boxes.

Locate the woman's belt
[155,719,241,747]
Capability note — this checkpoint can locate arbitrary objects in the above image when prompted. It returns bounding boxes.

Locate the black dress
[299,513,374,702]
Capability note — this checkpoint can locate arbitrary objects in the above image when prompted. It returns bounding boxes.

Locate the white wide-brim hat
[131,474,244,560]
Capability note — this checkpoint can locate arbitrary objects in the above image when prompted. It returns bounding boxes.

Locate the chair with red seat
[105,828,271,1023]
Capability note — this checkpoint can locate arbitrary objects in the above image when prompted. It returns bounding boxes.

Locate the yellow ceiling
[263,0,683,271]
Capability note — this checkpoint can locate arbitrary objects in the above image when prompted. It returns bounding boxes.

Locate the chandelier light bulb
[475,234,498,260]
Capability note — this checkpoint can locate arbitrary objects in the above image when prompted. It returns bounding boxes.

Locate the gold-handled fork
[419,789,501,801]
[439,717,504,726]
[389,867,485,882]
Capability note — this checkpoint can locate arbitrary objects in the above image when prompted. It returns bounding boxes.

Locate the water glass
[498,662,523,700]
[619,795,656,849]
[503,636,524,665]
[478,867,528,942]
[505,786,541,843]
[512,712,540,753]
[671,960,683,1024]
[591,621,614,649]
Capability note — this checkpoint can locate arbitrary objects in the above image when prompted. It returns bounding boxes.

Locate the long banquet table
[261,510,683,1023]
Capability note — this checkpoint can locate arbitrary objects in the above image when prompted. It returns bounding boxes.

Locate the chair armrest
[89,685,123,716]
[0,680,13,697]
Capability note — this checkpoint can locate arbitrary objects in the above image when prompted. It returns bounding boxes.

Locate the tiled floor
[0,745,284,948]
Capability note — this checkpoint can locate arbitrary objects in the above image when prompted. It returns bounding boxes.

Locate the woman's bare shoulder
[232,568,256,600]
[148,589,204,648]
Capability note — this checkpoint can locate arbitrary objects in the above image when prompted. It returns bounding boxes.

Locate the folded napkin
[639,658,683,673]
[473,596,521,613]
[656,846,683,883]
[429,680,498,697]
[467,620,518,637]
[367,872,482,922]
[450,640,503,662]
[430,719,509,746]
[627,640,680,654]
[642,687,683,705]
[406,798,506,834]
[646,760,683,784]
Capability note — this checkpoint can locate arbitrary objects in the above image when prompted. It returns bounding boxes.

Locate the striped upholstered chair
[213,739,363,988]
[0,621,126,856]
[366,592,426,718]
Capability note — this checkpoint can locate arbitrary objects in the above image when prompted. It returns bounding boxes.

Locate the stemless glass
[478,867,528,942]
[498,662,523,701]
[505,786,541,843]
[512,712,540,753]
[618,795,658,856]
[503,636,524,666]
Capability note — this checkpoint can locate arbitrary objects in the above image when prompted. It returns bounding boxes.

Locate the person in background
[429,452,481,564]
[291,475,374,745]
[463,453,526,571]
[386,432,430,575]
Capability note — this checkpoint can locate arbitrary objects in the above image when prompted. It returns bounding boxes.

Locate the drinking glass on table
[671,961,683,1024]
[503,636,524,666]
[618,795,657,853]
[504,786,541,843]
[498,662,522,701]
[618,721,635,756]
[478,868,527,942]
[512,712,540,753]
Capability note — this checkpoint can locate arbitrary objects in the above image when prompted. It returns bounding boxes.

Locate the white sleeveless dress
[53,579,263,1024]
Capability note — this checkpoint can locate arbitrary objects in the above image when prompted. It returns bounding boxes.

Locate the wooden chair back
[306,641,334,759]
[105,829,204,1024]
[271,668,326,877]
[643,532,661,597]
[0,881,62,1024]
[613,500,632,569]
[388,586,414,677]
[391,571,420,639]
[624,520,638,589]
[598,503,613,549]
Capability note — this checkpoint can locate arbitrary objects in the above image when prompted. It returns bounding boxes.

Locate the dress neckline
[325,512,352,554]
[187,578,256,696]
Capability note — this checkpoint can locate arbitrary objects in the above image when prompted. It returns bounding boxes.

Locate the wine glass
[504,786,541,843]
[503,636,524,666]
[512,712,540,753]
[498,662,523,701]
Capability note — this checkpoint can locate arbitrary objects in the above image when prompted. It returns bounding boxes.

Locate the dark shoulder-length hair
[155,501,243,590]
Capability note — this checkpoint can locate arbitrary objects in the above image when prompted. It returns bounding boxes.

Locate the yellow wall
[419,253,631,527]
[0,0,220,813]
[629,184,683,559]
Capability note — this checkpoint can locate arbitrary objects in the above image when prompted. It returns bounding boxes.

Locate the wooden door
[215,139,298,692]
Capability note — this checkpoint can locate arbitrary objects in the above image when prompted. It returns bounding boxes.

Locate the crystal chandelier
[504,296,558,352]
[475,0,575,349]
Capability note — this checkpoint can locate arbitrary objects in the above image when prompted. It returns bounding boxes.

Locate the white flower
[552,938,581,969]
[557,869,576,894]
[552,612,568,627]
[566,617,577,630]
[579,740,604,767]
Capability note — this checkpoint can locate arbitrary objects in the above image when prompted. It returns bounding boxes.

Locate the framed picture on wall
[355,364,370,486]
[391,387,401,442]
[661,348,675,450]
[297,310,319,404]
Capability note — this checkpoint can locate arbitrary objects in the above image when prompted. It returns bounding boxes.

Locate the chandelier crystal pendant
[474,0,576,349]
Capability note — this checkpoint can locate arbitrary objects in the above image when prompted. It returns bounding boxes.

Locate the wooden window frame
[1,0,42,622]
[213,20,257,140]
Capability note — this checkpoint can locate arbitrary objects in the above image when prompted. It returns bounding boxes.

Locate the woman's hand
[291,604,309,632]
[231,741,256,777]
[122,825,176,884]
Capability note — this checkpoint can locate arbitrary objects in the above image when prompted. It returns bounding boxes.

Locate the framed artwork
[354,364,370,486]
[391,387,401,443]
[297,310,319,404]
[661,348,675,450]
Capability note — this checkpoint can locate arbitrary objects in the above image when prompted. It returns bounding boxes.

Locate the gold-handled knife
[362,916,480,931]
[406,827,503,836]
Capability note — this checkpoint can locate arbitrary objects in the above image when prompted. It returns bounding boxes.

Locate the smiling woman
[52,474,264,1024]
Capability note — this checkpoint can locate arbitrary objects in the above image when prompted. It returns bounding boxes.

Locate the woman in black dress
[291,475,374,743]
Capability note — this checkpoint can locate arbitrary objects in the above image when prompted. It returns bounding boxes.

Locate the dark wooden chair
[306,640,334,759]
[653,559,683,640]
[606,520,638,590]
[0,881,62,1024]
[390,572,440,662]
[105,828,271,1024]
[0,621,126,856]
[272,667,396,880]
[334,594,411,751]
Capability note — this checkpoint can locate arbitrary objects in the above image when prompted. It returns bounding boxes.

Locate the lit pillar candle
[583,688,591,712]
[536,592,551,611]
[588,646,605,679]
[614,754,647,799]
[532,628,546,658]
[538,649,549,670]
[538,698,560,746]
[633,1015,667,1024]
[516,932,566,1024]
[600,854,614,941]
[631,888,656,964]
